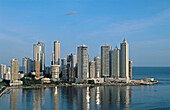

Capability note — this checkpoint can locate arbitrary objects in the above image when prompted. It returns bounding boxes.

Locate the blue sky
[0,0,170,66]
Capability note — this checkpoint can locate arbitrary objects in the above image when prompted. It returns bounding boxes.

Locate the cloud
[64,12,80,16]
[0,33,26,44]
[85,9,170,38]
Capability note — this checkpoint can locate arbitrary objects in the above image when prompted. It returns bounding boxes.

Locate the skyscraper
[4,67,11,80]
[94,56,101,78]
[67,53,77,82]
[61,58,67,80]
[77,44,89,79]
[129,61,132,80]
[23,57,34,76]
[33,42,45,72]
[101,44,111,77]
[11,59,19,82]
[0,64,4,79]
[120,39,129,79]
[51,40,60,79]
[54,40,60,65]
[110,47,120,79]
[89,61,95,78]
[51,65,60,78]
[34,60,40,77]
[22,58,28,75]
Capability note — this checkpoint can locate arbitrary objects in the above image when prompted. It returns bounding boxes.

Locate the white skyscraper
[22,57,34,76]
[77,44,89,79]
[0,64,4,79]
[101,44,112,77]
[54,40,60,65]
[94,56,101,78]
[89,61,95,78]
[110,47,120,79]
[33,42,45,72]
[51,40,60,79]
[22,58,28,75]
[120,39,129,79]
[4,67,11,80]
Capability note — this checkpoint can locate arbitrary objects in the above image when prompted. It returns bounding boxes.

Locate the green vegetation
[21,78,41,86]
[88,80,95,84]
[0,82,7,86]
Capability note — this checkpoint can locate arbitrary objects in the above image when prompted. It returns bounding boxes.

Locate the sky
[0,0,170,67]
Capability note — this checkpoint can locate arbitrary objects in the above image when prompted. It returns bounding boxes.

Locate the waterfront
[0,67,170,110]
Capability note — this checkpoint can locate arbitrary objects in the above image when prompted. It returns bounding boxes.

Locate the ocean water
[0,67,170,110]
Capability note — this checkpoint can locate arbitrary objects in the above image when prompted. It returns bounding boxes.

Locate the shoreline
[0,81,158,97]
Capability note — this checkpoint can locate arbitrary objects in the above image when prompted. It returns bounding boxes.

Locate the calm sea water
[0,67,170,110]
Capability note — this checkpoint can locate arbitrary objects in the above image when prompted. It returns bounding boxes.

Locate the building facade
[110,47,120,79]
[67,54,77,82]
[101,44,111,77]
[77,44,89,79]
[11,59,19,82]
[33,42,45,72]
[51,65,60,78]
[61,58,67,80]
[0,64,4,79]
[129,61,132,80]
[54,40,60,65]
[94,56,101,78]
[34,60,40,77]
[22,57,34,76]
[89,61,95,78]
[51,40,60,79]
[120,40,129,79]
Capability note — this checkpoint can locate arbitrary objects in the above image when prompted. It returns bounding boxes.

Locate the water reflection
[10,89,18,110]
[51,87,60,110]
[33,88,45,110]
[8,86,132,110]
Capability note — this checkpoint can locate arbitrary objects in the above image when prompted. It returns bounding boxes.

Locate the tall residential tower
[94,56,101,78]
[11,59,19,82]
[33,42,45,72]
[54,40,60,65]
[101,44,111,77]
[120,39,129,79]
[51,40,60,79]
[110,47,120,79]
[77,44,89,79]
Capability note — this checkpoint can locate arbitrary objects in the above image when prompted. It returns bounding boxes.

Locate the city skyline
[0,0,170,66]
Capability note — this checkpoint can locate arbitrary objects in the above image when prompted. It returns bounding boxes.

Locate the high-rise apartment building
[120,40,129,79]
[22,57,34,76]
[51,65,60,78]
[22,58,27,75]
[67,53,77,82]
[33,42,45,72]
[4,67,10,80]
[34,60,40,77]
[54,40,60,65]
[101,44,111,77]
[89,61,95,78]
[0,64,4,79]
[110,47,120,79]
[51,40,60,79]
[129,61,132,80]
[61,58,67,80]
[11,59,19,82]
[94,56,101,78]
[77,44,89,79]
[0,64,10,80]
